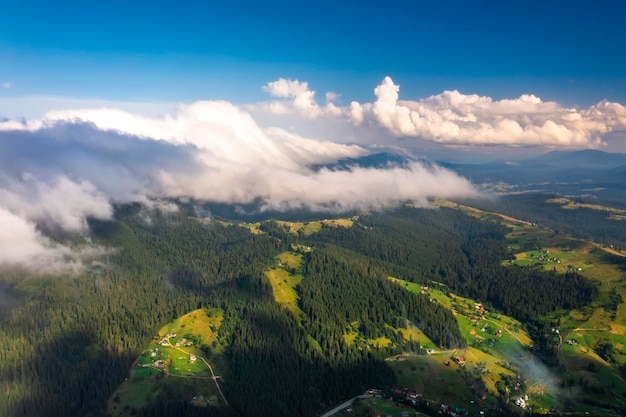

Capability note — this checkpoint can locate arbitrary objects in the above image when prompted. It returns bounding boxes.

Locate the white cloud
[261,78,327,119]
[0,206,83,274]
[0,96,478,269]
[2,82,10,90]
[258,76,626,148]
[9,73,624,271]
[263,78,310,98]
[0,174,112,233]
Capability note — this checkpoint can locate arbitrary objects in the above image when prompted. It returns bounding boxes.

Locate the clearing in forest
[265,251,306,324]
[276,217,355,235]
[107,308,228,417]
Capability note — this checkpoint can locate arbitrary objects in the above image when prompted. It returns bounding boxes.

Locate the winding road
[165,338,228,406]
[319,394,373,417]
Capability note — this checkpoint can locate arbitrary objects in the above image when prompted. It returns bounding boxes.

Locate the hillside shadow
[0,327,135,417]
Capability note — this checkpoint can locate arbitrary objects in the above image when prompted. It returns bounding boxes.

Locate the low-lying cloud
[0,95,478,271]
[260,76,626,148]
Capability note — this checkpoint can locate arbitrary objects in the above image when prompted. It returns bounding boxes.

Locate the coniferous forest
[0,203,599,417]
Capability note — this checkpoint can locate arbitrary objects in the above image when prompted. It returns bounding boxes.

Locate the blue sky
[1,0,625,106]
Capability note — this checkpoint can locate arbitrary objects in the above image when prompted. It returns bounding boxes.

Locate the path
[572,327,610,332]
[484,318,526,346]
[319,395,373,417]
[166,339,229,406]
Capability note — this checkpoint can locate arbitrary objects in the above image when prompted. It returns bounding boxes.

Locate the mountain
[524,149,626,170]
[439,150,626,205]
[312,151,416,171]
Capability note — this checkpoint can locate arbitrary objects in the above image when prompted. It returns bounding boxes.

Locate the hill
[0,200,624,416]
[440,150,626,205]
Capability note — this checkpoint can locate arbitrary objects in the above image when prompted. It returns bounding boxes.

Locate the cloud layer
[0,94,478,271]
[260,76,626,148]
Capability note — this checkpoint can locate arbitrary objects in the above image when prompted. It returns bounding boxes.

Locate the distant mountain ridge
[438,149,626,205]
[522,149,626,170]
[312,151,416,171]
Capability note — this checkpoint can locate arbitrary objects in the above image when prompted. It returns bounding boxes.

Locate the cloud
[0,206,84,274]
[0,97,477,269]
[2,82,10,90]
[258,76,626,148]
[260,78,344,118]
[0,174,113,233]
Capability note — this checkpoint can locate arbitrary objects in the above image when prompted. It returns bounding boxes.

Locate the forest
[460,194,626,249]
[0,202,600,417]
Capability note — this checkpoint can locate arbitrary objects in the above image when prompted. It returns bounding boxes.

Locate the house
[189,355,197,363]
[454,356,466,366]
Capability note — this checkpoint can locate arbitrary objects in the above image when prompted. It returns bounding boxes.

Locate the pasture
[107,308,227,416]
[265,251,306,323]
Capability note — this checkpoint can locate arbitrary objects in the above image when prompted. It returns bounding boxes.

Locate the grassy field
[331,396,419,417]
[386,354,481,414]
[107,308,227,416]
[546,197,626,215]
[222,217,356,236]
[432,199,626,413]
[387,276,577,413]
[265,250,306,323]
[276,217,355,235]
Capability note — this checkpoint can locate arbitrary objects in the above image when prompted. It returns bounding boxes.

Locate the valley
[1,195,625,417]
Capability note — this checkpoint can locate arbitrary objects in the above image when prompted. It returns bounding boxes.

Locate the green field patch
[266,250,306,323]
[108,309,227,416]
[277,251,303,270]
[158,307,224,354]
[333,396,416,417]
[547,197,626,217]
[275,217,355,235]
[241,221,263,234]
[343,321,361,346]
[367,336,392,348]
[386,354,478,412]
[108,370,160,416]
[399,322,436,350]
[343,329,359,346]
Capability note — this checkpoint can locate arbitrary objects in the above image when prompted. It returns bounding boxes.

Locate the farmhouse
[189,354,197,363]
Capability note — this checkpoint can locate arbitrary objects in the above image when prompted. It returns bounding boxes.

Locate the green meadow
[265,250,306,324]
[435,199,626,412]
[107,308,227,416]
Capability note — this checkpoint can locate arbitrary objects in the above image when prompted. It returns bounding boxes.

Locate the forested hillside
[460,194,626,248]
[0,203,599,417]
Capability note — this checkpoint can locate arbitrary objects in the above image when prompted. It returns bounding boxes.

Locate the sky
[1,0,626,271]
